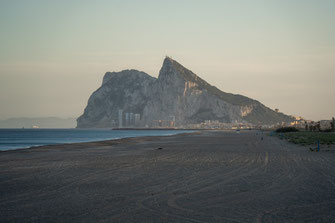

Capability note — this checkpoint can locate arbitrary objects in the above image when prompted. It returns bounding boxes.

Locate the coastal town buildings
[118,109,123,128]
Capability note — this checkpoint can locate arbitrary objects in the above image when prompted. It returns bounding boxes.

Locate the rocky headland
[77,57,293,128]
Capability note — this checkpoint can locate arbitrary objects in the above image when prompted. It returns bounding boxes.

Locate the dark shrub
[275,127,299,133]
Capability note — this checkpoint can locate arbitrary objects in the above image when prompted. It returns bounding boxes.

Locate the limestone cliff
[77,70,155,128]
[77,57,294,128]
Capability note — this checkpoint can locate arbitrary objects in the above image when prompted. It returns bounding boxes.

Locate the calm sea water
[0,129,193,151]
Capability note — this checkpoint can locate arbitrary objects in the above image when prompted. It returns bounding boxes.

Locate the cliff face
[76,70,155,128]
[77,57,294,128]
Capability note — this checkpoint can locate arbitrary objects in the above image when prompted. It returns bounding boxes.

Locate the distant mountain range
[77,57,294,128]
[0,117,76,128]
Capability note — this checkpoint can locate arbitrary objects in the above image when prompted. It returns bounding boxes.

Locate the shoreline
[0,130,200,153]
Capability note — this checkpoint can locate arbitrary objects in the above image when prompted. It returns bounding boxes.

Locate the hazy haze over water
[1,0,334,121]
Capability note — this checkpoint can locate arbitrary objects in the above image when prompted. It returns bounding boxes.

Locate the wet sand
[1,130,335,222]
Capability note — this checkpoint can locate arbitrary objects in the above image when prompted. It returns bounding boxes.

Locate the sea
[0,129,193,151]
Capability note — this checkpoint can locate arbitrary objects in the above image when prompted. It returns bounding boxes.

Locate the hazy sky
[1,0,334,121]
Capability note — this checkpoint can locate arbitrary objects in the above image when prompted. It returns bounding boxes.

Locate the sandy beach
[1,130,335,222]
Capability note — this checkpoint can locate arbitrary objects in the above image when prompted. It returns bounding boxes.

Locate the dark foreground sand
[1,131,335,223]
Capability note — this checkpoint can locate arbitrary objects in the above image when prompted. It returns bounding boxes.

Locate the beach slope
[1,131,335,222]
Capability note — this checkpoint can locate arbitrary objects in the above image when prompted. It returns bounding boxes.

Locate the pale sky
[1,0,334,121]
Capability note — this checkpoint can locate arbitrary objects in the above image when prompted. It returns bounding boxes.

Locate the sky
[0,0,334,121]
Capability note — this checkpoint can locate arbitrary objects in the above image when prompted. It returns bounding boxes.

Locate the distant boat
[31,125,39,129]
